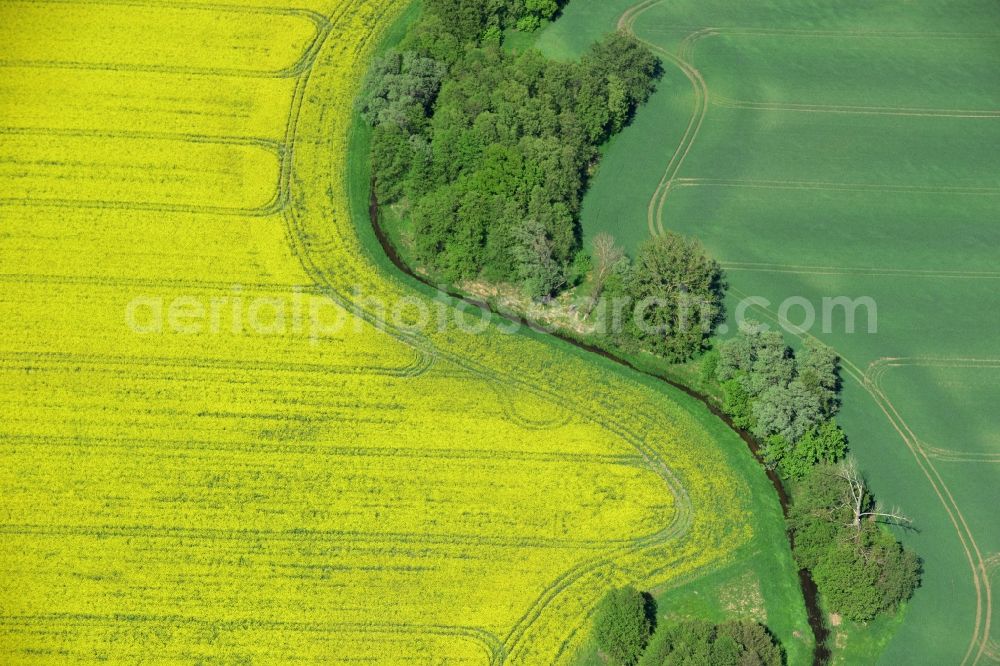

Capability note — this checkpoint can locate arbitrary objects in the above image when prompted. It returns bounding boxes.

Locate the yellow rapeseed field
[0,0,751,662]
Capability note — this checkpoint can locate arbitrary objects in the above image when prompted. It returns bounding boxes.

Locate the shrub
[638,619,782,666]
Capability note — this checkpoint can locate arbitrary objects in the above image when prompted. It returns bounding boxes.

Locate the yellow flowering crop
[0,0,752,663]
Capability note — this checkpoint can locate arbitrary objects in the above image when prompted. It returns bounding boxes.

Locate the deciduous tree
[623,232,724,362]
[585,232,624,316]
[593,586,653,666]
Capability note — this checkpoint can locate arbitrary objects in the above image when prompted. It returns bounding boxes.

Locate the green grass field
[535,0,1000,662]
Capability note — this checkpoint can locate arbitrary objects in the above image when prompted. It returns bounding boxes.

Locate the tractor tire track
[619,1,709,238]
[711,95,1000,119]
[279,2,702,662]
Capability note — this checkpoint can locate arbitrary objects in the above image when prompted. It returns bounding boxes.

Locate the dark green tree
[638,619,782,666]
[592,586,653,666]
[373,22,660,295]
[811,532,920,622]
[366,7,661,297]
[751,380,823,443]
[716,620,785,665]
[370,125,414,204]
[797,338,841,417]
[773,419,848,479]
[398,13,464,64]
[581,32,662,141]
[717,325,795,397]
[721,378,754,430]
[623,232,724,362]
[358,51,447,132]
[424,0,489,42]
[511,216,565,297]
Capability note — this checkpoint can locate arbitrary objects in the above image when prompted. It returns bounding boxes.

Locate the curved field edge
[0,0,811,663]
[339,3,812,663]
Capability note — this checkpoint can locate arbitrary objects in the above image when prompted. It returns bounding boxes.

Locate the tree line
[708,324,846,480]
[707,324,921,623]
[587,325,919,651]
[425,0,566,37]
[591,585,783,665]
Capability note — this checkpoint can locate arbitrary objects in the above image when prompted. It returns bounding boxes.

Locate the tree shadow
[642,591,658,634]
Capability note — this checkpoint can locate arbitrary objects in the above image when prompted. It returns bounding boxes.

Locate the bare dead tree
[835,459,912,530]
[584,233,624,317]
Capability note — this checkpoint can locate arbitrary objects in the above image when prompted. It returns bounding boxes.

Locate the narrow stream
[367,184,830,664]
